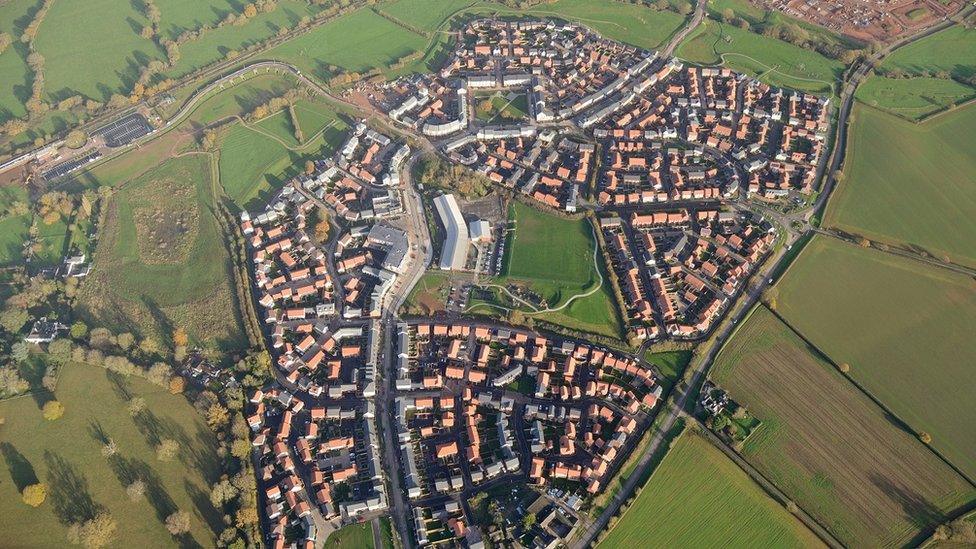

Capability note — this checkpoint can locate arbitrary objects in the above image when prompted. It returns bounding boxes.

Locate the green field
[711,305,975,547]
[77,154,245,350]
[676,19,842,94]
[879,25,976,82]
[0,361,222,547]
[0,184,31,266]
[265,8,427,82]
[776,235,976,480]
[474,91,530,123]
[324,522,374,548]
[825,103,976,266]
[521,0,687,50]
[643,349,692,387]
[855,76,976,120]
[598,428,822,548]
[0,0,38,121]
[379,0,475,32]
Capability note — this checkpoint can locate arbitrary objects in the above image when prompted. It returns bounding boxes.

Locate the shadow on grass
[0,443,38,492]
[109,454,177,525]
[185,479,224,537]
[44,451,102,525]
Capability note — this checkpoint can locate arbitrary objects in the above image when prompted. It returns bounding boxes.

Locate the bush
[42,400,64,420]
[22,483,47,507]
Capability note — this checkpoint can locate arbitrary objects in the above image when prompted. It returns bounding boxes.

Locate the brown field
[711,305,976,547]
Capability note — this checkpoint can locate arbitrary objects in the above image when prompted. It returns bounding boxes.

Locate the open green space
[474,91,530,123]
[0,184,31,266]
[775,235,976,480]
[77,154,245,351]
[402,270,455,315]
[0,360,222,547]
[597,428,822,548]
[676,19,842,94]
[520,0,687,50]
[824,103,976,267]
[265,8,427,83]
[879,25,976,82]
[467,201,623,339]
[0,0,38,121]
[324,522,374,548]
[379,0,475,32]
[855,76,976,120]
[711,305,975,547]
[643,349,692,387]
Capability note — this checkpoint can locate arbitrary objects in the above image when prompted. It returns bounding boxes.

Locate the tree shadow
[869,473,945,530]
[108,454,177,525]
[0,443,39,492]
[106,370,133,402]
[185,479,223,535]
[44,451,102,525]
[87,419,111,446]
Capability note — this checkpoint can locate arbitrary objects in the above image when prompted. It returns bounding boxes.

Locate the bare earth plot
[711,305,975,547]
[825,103,976,267]
[775,235,976,481]
[597,427,823,548]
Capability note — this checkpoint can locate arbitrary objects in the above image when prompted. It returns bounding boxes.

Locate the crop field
[466,201,623,339]
[676,20,841,94]
[597,428,822,548]
[775,235,976,480]
[77,154,245,351]
[266,8,427,82]
[855,76,976,120]
[711,305,975,547]
[0,360,222,547]
[824,103,976,267]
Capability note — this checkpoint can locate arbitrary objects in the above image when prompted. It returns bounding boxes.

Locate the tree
[47,338,73,366]
[858,237,871,248]
[722,8,734,22]
[169,376,185,394]
[206,403,230,430]
[918,431,932,444]
[101,439,118,457]
[235,506,258,528]
[69,321,88,340]
[0,367,29,396]
[43,400,64,420]
[522,512,536,529]
[304,160,315,175]
[126,480,146,501]
[838,362,851,373]
[712,413,731,432]
[11,341,29,362]
[128,397,147,416]
[165,510,191,535]
[314,217,331,241]
[172,328,188,348]
[68,513,117,548]
[117,332,135,350]
[157,439,179,461]
[210,479,240,507]
[243,4,257,18]
[0,307,29,333]
[22,483,46,507]
[230,439,251,460]
[147,363,171,386]
[0,32,12,54]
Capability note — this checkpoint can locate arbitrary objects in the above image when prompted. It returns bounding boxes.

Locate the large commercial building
[433,193,469,270]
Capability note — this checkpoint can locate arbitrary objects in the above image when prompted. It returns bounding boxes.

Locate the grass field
[879,25,976,82]
[597,428,822,548]
[711,305,975,547]
[265,8,427,82]
[855,76,976,120]
[379,0,475,32]
[0,184,31,266]
[521,0,687,50]
[775,235,976,481]
[643,349,692,388]
[402,270,454,315]
[824,103,976,267]
[474,91,530,123]
[324,522,374,548]
[0,0,39,121]
[0,360,222,547]
[676,19,842,94]
[77,154,245,351]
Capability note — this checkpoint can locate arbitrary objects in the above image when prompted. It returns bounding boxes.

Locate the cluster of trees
[246,88,303,121]
[416,154,492,198]
[932,518,976,544]
[876,66,976,88]
[36,190,75,225]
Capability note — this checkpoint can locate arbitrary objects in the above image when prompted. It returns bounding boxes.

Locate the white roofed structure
[433,194,469,270]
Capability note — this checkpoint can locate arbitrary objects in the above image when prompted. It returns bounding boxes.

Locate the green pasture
[825,103,976,266]
[776,235,976,480]
[855,76,976,120]
[597,428,822,548]
[711,305,975,547]
[0,360,222,547]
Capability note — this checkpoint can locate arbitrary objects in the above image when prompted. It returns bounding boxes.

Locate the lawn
[402,270,454,315]
[471,201,623,339]
[775,235,976,481]
[77,154,245,351]
[597,428,822,548]
[824,103,976,267]
[0,0,38,121]
[879,25,976,82]
[711,305,975,547]
[378,0,475,32]
[474,91,530,123]
[324,522,374,548]
[855,76,976,120]
[676,19,843,94]
[643,349,692,387]
[0,183,31,266]
[0,360,222,547]
[265,8,427,82]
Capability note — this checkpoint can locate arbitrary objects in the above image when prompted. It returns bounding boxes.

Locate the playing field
[824,103,976,267]
[855,76,976,120]
[597,428,822,548]
[775,235,976,480]
[676,20,841,94]
[466,201,623,339]
[77,154,245,351]
[711,305,975,547]
[0,360,222,547]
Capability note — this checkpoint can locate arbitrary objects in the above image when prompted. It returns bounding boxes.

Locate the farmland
[824,103,976,267]
[0,360,222,547]
[467,201,623,339]
[855,76,976,120]
[76,154,245,351]
[775,235,976,480]
[597,428,822,548]
[879,26,976,83]
[711,305,975,547]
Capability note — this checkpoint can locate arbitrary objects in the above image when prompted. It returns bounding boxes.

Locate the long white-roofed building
[433,193,469,270]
